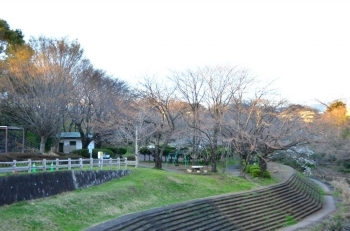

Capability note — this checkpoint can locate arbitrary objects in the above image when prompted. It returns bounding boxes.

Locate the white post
[79,158,83,170]
[90,158,93,170]
[68,158,71,170]
[13,160,17,173]
[55,158,59,171]
[100,158,103,170]
[28,159,31,173]
[125,157,128,169]
[117,157,120,170]
[43,159,46,171]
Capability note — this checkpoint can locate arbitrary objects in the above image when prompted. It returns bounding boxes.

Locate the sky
[2,0,350,107]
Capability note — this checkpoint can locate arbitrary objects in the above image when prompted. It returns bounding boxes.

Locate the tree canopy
[0,19,25,57]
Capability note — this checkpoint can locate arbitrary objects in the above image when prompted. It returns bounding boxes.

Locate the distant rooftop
[60,132,81,138]
[60,132,93,139]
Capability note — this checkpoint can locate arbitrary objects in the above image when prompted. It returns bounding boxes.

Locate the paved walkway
[277,178,336,231]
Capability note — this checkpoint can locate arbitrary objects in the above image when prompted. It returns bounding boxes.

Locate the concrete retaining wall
[0,170,131,206]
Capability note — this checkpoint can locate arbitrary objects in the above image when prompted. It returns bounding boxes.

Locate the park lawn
[0,167,260,231]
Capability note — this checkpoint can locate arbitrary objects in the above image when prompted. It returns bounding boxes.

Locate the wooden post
[55,158,59,171]
[43,159,46,171]
[28,159,31,173]
[13,160,17,172]
[68,158,71,170]
[100,158,103,170]
[79,158,83,170]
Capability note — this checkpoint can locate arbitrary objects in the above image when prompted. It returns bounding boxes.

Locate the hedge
[105,147,128,156]
[72,149,90,158]
[92,149,114,158]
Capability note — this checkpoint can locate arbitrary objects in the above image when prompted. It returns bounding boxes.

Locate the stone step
[92,173,323,231]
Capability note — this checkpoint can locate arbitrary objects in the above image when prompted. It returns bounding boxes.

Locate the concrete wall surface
[0,169,132,206]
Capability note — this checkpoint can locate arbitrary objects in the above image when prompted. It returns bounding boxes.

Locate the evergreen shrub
[92,149,113,158]
[262,170,272,178]
[72,149,89,157]
[251,168,261,177]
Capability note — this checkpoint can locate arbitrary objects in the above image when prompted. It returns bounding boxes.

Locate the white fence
[0,157,137,174]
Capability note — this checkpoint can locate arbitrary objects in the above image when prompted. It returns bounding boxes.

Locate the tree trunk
[135,129,139,166]
[211,124,219,172]
[259,156,267,172]
[154,145,162,169]
[40,136,47,153]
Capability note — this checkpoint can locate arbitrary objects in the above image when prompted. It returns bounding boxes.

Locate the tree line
[1,19,349,175]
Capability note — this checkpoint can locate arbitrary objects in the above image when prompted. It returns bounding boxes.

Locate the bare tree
[168,68,206,164]
[139,77,183,169]
[223,90,316,176]
[170,65,252,172]
[0,37,84,153]
[68,66,130,149]
[100,96,159,164]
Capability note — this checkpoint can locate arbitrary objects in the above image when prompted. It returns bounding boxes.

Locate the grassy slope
[0,167,261,231]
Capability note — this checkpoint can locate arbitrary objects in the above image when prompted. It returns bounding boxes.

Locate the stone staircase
[86,173,322,231]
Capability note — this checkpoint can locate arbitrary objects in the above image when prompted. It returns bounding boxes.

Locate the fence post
[68,158,71,170]
[90,158,93,170]
[13,160,17,173]
[43,159,46,171]
[28,159,31,173]
[117,157,120,170]
[79,158,83,170]
[109,158,112,169]
[125,157,128,169]
[100,158,103,170]
[55,158,59,171]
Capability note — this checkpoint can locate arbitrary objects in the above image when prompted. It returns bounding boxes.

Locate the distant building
[280,104,317,123]
[58,132,94,154]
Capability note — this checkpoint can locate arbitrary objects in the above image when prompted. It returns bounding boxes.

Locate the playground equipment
[166,151,189,167]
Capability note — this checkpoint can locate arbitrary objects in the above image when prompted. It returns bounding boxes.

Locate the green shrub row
[71,149,114,158]
[104,147,128,156]
[71,149,89,157]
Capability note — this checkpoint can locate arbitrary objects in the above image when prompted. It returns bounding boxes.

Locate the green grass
[0,167,258,231]
[284,215,297,226]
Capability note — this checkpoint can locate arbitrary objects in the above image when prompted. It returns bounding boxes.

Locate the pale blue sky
[2,0,350,106]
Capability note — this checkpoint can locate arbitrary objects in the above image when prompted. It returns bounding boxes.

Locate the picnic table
[191,165,204,173]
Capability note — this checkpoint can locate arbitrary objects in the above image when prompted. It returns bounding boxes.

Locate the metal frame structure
[0,126,25,153]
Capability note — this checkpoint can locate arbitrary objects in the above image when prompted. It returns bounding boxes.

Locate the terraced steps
[86,173,323,231]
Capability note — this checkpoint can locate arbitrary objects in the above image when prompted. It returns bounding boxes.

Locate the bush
[161,145,176,157]
[251,168,261,177]
[248,165,260,173]
[139,147,153,155]
[105,147,128,157]
[261,170,272,178]
[72,149,89,158]
[92,149,113,158]
[342,159,350,169]
[338,167,350,174]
